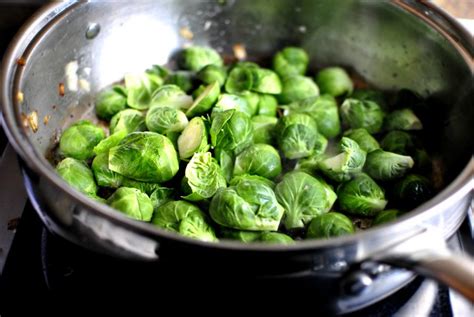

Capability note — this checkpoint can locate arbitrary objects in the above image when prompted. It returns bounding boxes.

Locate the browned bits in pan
[20,112,29,129]
[16,57,26,66]
[233,43,247,60]
[58,83,65,97]
[179,27,194,40]
[43,115,51,125]
[16,91,24,104]
[27,110,39,133]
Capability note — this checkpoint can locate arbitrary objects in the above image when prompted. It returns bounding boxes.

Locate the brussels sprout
[236,91,259,116]
[95,86,127,120]
[109,132,179,183]
[373,209,400,226]
[197,64,227,87]
[364,149,414,181]
[249,68,282,94]
[186,81,220,117]
[275,171,337,229]
[318,137,366,182]
[192,85,206,99]
[209,175,284,231]
[91,152,123,188]
[233,144,282,179]
[164,71,194,93]
[146,64,170,78]
[286,95,340,138]
[93,130,128,155]
[306,212,354,239]
[230,174,275,188]
[56,157,97,196]
[225,65,253,94]
[210,109,253,157]
[177,117,209,160]
[152,200,217,242]
[107,187,153,221]
[179,46,223,71]
[384,108,423,131]
[351,89,387,110]
[121,178,163,195]
[278,75,319,104]
[59,120,105,160]
[315,67,353,97]
[220,229,261,242]
[257,94,278,117]
[380,131,414,155]
[276,113,318,159]
[146,106,188,134]
[233,61,260,69]
[337,173,387,216]
[109,109,146,135]
[149,84,193,110]
[340,98,385,134]
[344,128,380,153]
[212,93,252,117]
[294,134,328,173]
[259,232,294,244]
[393,174,433,209]
[251,115,277,145]
[124,72,162,110]
[150,187,174,211]
[273,46,309,77]
[182,152,226,201]
[218,150,234,183]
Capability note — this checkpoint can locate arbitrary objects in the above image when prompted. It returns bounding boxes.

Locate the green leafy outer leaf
[278,75,319,104]
[182,152,226,201]
[150,84,193,110]
[306,212,354,239]
[124,72,162,110]
[220,228,261,242]
[276,113,318,159]
[273,46,309,77]
[109,132,179,182]
[146,106,188,134]
[249,68,282,94]
[384,108,423,131]
[315,67,353,97]
[186,81,220,118]
[56,157,98,196]
[380,131,414,155]
[233,144,282,179]
[210,109,253,157]
[149,187,174,211]
[121,178,164,196]
[152,200,218,242]
[344,128,380,153]
[393,174,433,209]
[93,129,128,155]
[275,171,337,229]
[218,150,234,183]
[107,187,153,221]
[59,120,105,160]
[197,64,227,87]
[109,109,146,135]
[350,89,387,110]
[91,152,123,188]
[286,95,340,138]
[257,94,278,117]
[177,117,209,160]
[340,98,385,134]
[318,137,367,182]
[337,173,387,216]
[373,209,400,226]
[179,46,223,71]
[364,149,414,181]
[251,115,278,145]
[209,175,284,231]
[225,66,253,94]
[95,86,127,120]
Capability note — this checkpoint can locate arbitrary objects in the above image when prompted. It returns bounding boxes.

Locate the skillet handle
[375,228,474,302]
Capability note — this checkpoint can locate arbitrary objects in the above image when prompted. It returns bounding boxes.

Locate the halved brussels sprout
[393,174,433,209]
[257,94,278,117]
[233,144,282,179]
[152,200,218,242]
[384,108,423,131]
[107,187,153,221]
[164,71,194,93]
[146,106,188,134]
[210,109,253,157]
[109,132,179,183]
[285,95,340,138]
[273,46,309,77]
[340,98,385,134]
[380,131,414,155]
[182,152,226,201]
[91,152,123,188]
[179,46,223,71]
[59,120,105,160]
[344,128,380,153]
[211,93,252,117]
[236,91,259,116]
[186,81,220,117]
[275,171,337,229]
[95,86,127,120]
[306,212,354,239]
[192,84,206,99]
[373,209,400,226]
[210,175,284,231]
[251,115,278,145]
[109,109,146,135]
[124,72,162,110]
[177,117,209,160]
[249,68,282,94]
[364,149,414,181]
[337,173,387,216]
[217,150,234,183]
[150,187,174,211]
[278,75,319,104]
[276,113,318,159]
[150,84,193,110]
[315,67,353,97]
[197,64,227,87]
[56,157,97,197]
[294,134,328,173]
[351,89,387,110]
[93,130,128,155]
[225,66,253,94]
[318,137,366,182]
